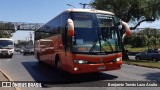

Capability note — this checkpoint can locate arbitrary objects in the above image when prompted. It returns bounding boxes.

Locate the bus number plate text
[98,66,105,70]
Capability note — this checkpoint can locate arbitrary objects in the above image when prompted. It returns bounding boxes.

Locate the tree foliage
[15,40,30,47]
[91,0,160,23]
[0,22,15,38]
[124,29,160,48]
[91,0,160,59]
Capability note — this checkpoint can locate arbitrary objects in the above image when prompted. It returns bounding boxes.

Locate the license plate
[98,66,105,70]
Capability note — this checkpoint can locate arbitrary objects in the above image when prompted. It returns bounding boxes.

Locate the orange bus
[34,9,131,74]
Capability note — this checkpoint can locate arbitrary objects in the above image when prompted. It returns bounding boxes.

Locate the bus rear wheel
[37,53,43,64]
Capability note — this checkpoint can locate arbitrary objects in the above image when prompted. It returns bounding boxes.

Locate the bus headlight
[112,57,122,62]
[74,60,88,64]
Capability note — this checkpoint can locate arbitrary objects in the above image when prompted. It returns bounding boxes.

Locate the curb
[0,69,20,90]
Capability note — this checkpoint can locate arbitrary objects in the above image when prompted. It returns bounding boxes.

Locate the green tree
[91,0,160,23]
[130,35,148,47]
[0,22,15,38]
[15,40,29,47]
[139,28,160,35]
[124,28,160,49]
[91,0,160,59]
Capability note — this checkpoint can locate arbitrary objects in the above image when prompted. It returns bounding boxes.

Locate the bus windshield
[0,40,14,49]
[71,12,121,54]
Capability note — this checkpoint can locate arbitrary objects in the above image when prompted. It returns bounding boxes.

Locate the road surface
[0,52,159,90]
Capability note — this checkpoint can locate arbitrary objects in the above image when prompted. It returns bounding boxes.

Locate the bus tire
[8,54,13,58]
[23,53,26,55]
[56,61,61,70]
[55,57,68,75]
[37,53,42,64]
[55,56,62,71]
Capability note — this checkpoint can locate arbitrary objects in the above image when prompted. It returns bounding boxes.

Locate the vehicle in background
[135,49,160,61]
[15,48,21,52]
[34,9,131,74]
[20,49,24,53]
[0,38,14,58]
[23,46,34,55]
[20,47,25,53]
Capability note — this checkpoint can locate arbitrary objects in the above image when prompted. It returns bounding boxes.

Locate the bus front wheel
[55,56,62,71]
[8,54,13,58]
[56,60,61,71]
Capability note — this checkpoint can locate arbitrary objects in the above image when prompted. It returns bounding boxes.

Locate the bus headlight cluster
[112,57,122,62]
[74,60,88,64]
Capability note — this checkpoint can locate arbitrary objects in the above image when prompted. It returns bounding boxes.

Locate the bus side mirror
[67,19,74,36]
[121,21,131,37]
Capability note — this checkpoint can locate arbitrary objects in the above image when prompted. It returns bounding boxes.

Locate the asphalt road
[0,52,160,90]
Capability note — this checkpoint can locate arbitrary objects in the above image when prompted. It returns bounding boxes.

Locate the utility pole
[26,37,28,42]
[79,3,90,9]
[29,32,32,41]
[29,32,33,45]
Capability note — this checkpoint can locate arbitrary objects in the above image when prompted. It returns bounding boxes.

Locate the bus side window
[62,12,69,51]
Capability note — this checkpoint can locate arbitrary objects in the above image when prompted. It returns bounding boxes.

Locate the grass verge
[123,60,160,69]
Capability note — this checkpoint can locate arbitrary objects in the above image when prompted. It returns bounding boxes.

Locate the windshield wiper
[89,38,99,52]
[103,39,114,52]
[100,27,114,52]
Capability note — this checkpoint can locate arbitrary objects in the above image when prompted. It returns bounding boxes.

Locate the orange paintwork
[63,52,122,74]
[121,21,131,37]
[35,34,123,74]
[34,9,125,74]
[67,19,75,36]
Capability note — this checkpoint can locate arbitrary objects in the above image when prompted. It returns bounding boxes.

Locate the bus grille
[1,51,8,53]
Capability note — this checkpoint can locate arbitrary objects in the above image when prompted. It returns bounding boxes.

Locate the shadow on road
[21,61,118,87]
[143,72,160,81]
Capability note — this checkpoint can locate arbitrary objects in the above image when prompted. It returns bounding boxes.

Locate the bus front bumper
[0,51,13,56]
[69,61,122,74]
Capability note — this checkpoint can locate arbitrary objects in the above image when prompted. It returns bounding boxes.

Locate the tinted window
[61,12,68,46]
[35,14,63,40]
[147,50,152,53]
[154,50,158,53]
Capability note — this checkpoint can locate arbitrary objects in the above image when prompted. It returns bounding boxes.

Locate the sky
[0,0,159,42]
[0,0,91,42]
[137,20,160,29]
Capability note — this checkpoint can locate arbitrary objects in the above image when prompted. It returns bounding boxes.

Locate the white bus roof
[65,9,114,15]
[0,38,13,41]
[35,9,114,31]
